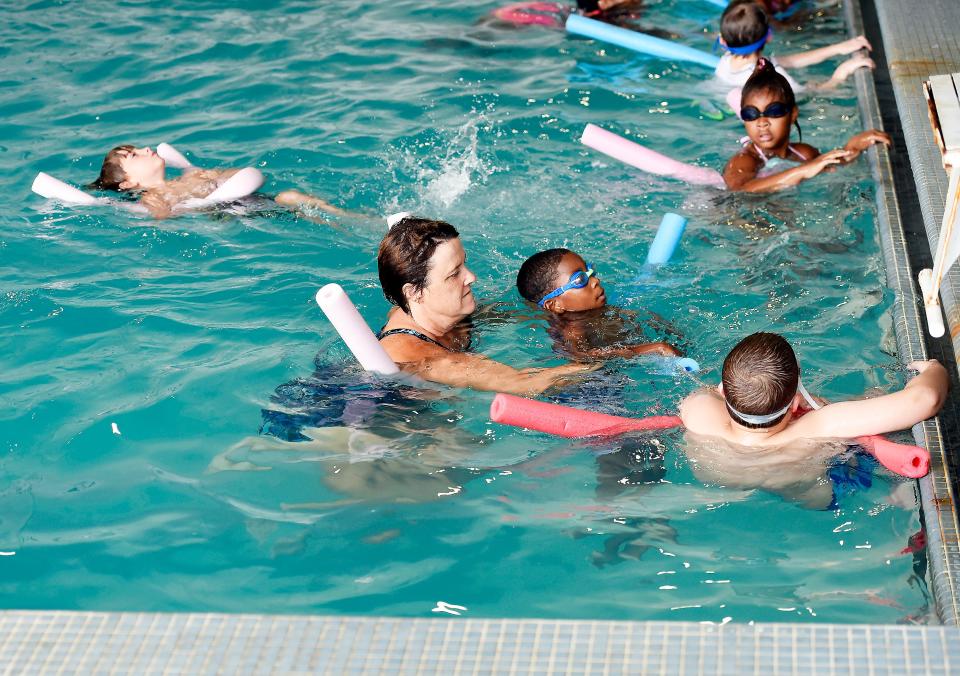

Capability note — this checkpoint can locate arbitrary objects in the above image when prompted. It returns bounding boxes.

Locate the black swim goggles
[740,102,791,121]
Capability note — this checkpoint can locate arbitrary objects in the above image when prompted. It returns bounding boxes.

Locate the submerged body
[680,334,947,507]
[517,249,680,360]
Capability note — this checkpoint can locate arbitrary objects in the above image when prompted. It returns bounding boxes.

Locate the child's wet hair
[741,58,802,141]
[517,248,571,303]
[90,145,135,192]
[720,0,769,51]
[722,332,799,429]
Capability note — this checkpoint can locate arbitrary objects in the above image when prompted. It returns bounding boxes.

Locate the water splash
[419,116,492,209]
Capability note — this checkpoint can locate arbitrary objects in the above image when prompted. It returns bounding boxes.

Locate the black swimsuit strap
[377,327,450,351]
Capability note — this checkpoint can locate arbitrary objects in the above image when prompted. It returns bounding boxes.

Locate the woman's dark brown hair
[378,217,460,313]
[90,145,135,191]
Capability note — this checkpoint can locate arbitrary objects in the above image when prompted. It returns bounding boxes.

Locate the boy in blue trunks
[680,332,947,508]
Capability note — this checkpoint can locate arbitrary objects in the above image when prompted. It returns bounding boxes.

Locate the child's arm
[775,35,871,68]
[139,191,174,219]
[564,342,681,361]
[806,55,876,91]
[724,147,851,193]
[792,360,948,439]
[841,130,892,161]
[553,320,680,360]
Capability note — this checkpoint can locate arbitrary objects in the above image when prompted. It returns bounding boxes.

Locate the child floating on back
[723,59,890,192]
[92,144,345,219]
[680,332,947,507]
[516,248,680,360]
[716,0,873,92]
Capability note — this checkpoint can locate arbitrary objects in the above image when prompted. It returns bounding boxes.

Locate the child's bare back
[679,333,947,506]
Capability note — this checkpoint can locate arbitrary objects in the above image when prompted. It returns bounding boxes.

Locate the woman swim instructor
[377,216,597,394]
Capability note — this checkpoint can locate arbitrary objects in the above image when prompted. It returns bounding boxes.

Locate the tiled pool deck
[1,612,959,674]
[5,0,960,672]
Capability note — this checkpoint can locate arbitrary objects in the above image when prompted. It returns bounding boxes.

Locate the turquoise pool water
[0,0,930,623]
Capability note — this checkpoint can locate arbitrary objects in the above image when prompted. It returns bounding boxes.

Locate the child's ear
[717,383,724,395]
[119,179,136,190]
[791,393,802,412]
[543,297,564,314]
[790,106,799,124]
[718,36,727,48]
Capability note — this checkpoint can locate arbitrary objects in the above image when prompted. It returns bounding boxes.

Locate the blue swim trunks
[825,446,879,510]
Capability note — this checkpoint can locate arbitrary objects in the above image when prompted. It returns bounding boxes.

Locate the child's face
[544,252,606,313]
[741,89,797,152]
[118,146,166,189]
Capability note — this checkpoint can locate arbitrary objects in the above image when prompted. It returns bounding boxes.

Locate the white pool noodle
[156,143,194,169]
[177,167,264,210]
[387,212,411,229]
[315,284,400,375]
[31,172,100,205]
[918,269,945,338]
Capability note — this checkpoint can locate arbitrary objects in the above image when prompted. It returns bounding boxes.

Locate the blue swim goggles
[537,263,595,307]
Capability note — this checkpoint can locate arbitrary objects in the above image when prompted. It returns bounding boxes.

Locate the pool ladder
[919,72,960,337]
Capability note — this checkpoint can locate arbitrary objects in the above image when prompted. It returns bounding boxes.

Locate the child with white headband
[679,332,947,508]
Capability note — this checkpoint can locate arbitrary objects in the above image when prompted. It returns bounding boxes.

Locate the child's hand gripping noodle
[489,391,932,479]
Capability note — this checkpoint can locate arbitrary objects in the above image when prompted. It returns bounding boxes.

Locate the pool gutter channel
[849,0,960,625]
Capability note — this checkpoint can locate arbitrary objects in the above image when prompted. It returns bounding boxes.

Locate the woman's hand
[526,362,602,394]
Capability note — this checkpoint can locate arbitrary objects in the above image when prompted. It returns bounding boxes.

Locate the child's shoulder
[723,146,764,180]
[789,142,819,161]
[680,387,730,435]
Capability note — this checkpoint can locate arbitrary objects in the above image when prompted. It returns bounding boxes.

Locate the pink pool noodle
[490,393,930,479]
[580,124,726,188]
[490,393,682,438]
[726,87,742,119]
[493,2,565,27]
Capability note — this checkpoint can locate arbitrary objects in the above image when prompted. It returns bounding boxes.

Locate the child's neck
[729,52,761,71]
[729,412,793,441]
[753,138,793,159]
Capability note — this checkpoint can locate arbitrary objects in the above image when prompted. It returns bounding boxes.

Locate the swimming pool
[0,0,930,624]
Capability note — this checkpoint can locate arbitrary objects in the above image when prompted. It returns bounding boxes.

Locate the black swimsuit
[377,328,451,351]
